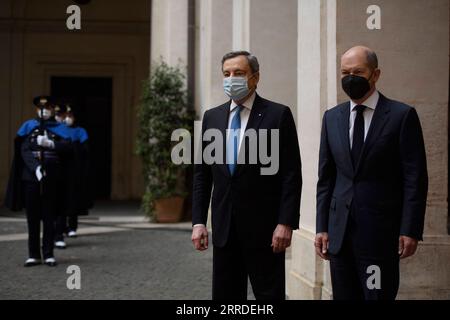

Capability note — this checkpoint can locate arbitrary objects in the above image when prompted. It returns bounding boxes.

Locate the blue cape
[62,125,89,143]
[71,126,89,143]
[17,119,74,140]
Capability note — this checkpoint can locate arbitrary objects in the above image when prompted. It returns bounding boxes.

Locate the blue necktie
[227,105,243,175]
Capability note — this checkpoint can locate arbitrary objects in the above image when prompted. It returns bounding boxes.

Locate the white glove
[37,134,55,149]
[35,166,44,181]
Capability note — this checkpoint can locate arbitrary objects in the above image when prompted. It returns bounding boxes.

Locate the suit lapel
[338,102,354,175]
[217,102,232,178]
[233,94,267,177]
[354,93,390,175]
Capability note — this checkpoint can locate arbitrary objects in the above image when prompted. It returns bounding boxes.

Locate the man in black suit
[315,46,428,300]
[191,51,302,300]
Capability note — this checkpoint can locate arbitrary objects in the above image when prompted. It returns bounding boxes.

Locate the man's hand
[398,235,418,259]
[271,224,292,253]
[191,225,208,251]
[315,232,329,260]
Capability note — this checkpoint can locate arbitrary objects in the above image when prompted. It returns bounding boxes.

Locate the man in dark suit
[315,46,428,300]
[191,51,302,300]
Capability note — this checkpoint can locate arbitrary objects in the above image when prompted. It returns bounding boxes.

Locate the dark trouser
[68,215,78,231]
[24,180,57,260]
[212,219,285,300]
[55,214,78,241]
[55,215,67,242]
[329,216,400,300]
[55,182,80,241]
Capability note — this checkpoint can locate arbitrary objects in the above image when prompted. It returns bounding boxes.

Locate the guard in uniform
[54,104,92,249]
[65,105,92,235]
[5,96,73,267]
[54,103,70,249]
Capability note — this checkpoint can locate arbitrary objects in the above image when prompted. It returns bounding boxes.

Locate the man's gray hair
[366,50,378,70]
[221,51,260,74]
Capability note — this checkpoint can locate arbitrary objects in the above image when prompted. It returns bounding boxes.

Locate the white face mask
[55,115,64,123]
[223,74,256,101]
[37,109,52,120]
[64,117,74,127]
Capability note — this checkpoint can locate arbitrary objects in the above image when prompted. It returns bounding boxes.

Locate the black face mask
[341,73,373,100]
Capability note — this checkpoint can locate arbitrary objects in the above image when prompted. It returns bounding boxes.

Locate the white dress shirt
[227,92,255,151]
[193,93,256,229]
[349,90,380,148]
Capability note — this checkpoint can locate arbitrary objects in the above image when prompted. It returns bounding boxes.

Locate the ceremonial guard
[54,104,92,249]
[5,96,73,267]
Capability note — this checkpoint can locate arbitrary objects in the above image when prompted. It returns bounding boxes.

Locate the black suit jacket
[193,94,302,248]
[316,93,428,256]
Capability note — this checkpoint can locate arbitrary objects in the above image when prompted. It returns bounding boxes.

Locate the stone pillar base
[398,235,450,300]
[287,270,322,300]
[287,227,333,300]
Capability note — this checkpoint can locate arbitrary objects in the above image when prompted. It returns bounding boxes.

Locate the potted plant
[136,61,194,222]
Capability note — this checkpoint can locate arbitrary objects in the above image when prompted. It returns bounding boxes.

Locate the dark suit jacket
[316,92,428,257]
[193,94,302,248]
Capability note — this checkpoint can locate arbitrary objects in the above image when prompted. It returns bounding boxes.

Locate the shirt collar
[350,90,379,112]
[230,91,256,113]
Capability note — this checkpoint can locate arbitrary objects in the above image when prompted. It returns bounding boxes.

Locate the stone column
[195,0,233,115]
[151,0,188,66]
[288,0,337,300]
[232,0,250,51]
[248,0,298,117]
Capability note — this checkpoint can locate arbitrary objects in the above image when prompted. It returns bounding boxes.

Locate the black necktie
[351,105,366,168]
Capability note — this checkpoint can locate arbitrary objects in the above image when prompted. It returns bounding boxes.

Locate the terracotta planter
[154,196,185,223]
